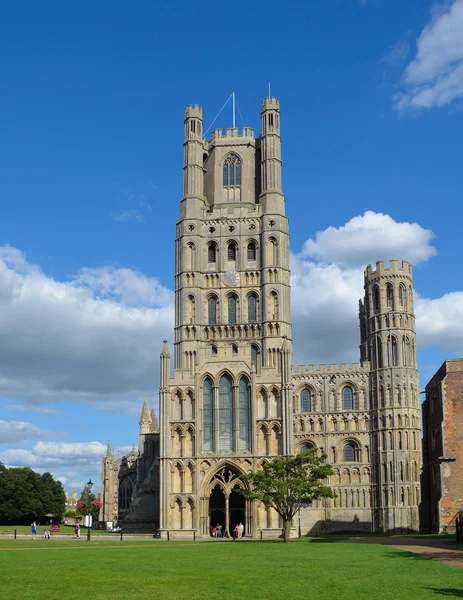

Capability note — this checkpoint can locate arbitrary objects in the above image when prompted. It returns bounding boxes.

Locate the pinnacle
[140,397,151,423]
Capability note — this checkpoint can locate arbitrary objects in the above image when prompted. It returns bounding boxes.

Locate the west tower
[159,97,293,537]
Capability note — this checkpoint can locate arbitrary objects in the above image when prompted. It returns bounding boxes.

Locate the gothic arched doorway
[203,464,249,537]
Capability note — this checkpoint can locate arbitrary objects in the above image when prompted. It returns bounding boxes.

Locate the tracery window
[239,377,250,451]
[203,378,214,451]
[119,476,134,511]
[223,154,242,186]
[301,389,312,412]
[219,374,233,451]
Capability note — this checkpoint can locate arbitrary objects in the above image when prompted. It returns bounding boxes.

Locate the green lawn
[0,538,461,600]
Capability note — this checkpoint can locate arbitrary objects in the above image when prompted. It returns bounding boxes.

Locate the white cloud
[0,420,53,444]
[291,257,363,365]
[300,211,436,268]
[394,0,463,111]
[0,246,174,404]
[415,291,463,352]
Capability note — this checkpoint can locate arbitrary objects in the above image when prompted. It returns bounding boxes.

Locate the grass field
[0,538,461,600]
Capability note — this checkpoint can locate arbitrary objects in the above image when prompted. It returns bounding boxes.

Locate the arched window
[251,344,259,368]
[211,345,218,355]
[203,378,214,451]
[343,443,356,462]
[301,443,315,454]
[386,283,393,308]
[391,336,398,366]
[399,284,407,309]
[186,295,195,323]
[223,154,242,186]
[228,294,237,324]
[373,286,380,313]
[219,374,233,451]
[227,242,236,261]
[247,241,257,261]
[342,386,354,410]
[266,238,276,266]
[376,336,383,369]
[186,242,195,270]
[118,476,134,511]
[239,377,250,451]
[208,296,218,325]
[207,243,217,263]
[232,344,238,354]
[248,294,258,322]
[301,389,312,412]
[268,291,278,320]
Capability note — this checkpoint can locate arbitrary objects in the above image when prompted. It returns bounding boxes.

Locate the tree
[239,451,335,542]
[0,464,65,524]
[76,489,102,522]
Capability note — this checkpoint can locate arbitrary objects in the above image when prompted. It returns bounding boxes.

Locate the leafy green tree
[239,451,335,542]
[0,464,66,524]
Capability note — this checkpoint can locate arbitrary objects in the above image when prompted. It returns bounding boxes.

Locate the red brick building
[421,359,463,533]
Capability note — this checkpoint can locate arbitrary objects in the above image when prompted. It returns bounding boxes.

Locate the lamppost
[86,479,93,542]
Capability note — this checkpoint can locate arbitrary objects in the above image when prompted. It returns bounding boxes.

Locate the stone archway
[200,463,251,537]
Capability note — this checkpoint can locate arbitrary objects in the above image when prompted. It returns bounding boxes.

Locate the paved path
[342,536,463,568]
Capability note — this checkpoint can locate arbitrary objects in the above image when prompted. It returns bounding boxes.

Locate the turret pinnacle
[150,407,159,433]
[140,397,151,425]
[106,440,113,458]
[160,339,171,358]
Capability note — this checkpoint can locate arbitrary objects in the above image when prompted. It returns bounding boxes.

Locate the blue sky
[0,0,462,495]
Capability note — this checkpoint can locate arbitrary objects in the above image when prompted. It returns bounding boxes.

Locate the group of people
[211,522,245,539]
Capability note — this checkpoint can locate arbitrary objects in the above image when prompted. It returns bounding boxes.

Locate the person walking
[31,521,37,540]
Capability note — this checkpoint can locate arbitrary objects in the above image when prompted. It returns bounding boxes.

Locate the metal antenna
[268,82,271,99]
[232,92,236,128]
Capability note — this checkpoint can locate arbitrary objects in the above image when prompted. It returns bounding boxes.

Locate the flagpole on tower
[232,92,236,128]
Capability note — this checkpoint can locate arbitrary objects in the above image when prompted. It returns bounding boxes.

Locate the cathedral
[100,96,422,537]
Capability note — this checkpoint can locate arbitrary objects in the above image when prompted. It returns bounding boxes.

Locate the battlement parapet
[261,97,280,111]
[184,104,203,119]
[292,361,370,375]
[209,127,255,142]
[364,259,412,280]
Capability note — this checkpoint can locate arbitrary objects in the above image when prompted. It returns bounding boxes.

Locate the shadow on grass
[426,589,463,597]
[386,549,463,565]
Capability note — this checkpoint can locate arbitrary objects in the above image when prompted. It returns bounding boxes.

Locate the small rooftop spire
[160,340,171,358]
[140,397,151,424]
[106,440,113,458]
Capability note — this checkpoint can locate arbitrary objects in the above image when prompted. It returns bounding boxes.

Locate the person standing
[238,522,244,538]
[31,521,37,540]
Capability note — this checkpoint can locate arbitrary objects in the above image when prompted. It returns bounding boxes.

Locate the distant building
[421,358,463,533]
[65,489,79,512]
[100,96,422,536]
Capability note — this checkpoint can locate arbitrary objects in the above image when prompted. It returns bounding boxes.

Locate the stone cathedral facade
[100,96,422,536]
